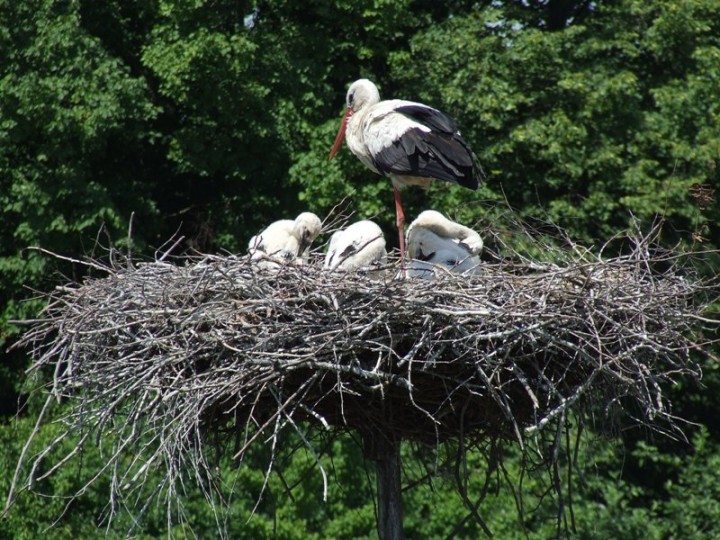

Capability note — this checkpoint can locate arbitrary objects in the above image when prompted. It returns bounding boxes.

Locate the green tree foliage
[388,0,720,245]
[0,0,160,404]
[292,0,719,249]
[1,0,719,537]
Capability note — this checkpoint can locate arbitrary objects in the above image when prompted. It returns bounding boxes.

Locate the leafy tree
[0,0,160,407]
[1,0,719,537]
[292,0,719,251]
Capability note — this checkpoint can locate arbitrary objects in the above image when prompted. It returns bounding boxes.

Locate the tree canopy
[1,0,718,537]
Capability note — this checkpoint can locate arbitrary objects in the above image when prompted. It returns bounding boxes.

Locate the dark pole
[373,435,404,540]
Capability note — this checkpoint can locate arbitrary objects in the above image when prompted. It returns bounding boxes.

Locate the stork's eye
[347,91,355,107]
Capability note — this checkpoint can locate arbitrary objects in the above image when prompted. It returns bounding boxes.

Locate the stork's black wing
[372,105,484,190]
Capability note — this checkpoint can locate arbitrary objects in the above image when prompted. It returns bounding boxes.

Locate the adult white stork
[328,79,484,261]
[248,212,322,267]
[324,220,387,272]
[406,210,483,279]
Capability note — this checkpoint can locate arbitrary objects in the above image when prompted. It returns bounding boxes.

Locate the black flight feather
[372,105,484,190]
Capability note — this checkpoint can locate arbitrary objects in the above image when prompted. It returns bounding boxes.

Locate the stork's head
[293,212,322,256]
[345,79,380,112]
[410,210,484,256]
[329,79,381,160]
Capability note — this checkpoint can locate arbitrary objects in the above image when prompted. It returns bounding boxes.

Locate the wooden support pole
[373,436,404,540]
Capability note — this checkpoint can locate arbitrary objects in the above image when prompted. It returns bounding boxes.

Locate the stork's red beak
[328,108,352,160]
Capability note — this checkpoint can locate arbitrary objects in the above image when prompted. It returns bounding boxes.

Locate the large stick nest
[7,223,718,527]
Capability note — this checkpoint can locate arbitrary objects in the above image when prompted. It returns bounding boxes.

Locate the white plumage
[406,210,482,279]
[248,212,322,267]
[324,220,387,272]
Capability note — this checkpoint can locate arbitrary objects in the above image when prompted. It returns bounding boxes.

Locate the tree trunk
[373,436,404,540]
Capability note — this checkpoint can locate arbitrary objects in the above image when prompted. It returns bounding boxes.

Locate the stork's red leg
[393,186,406,270]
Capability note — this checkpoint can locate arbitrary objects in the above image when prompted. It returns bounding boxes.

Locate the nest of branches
[6,222,718,530]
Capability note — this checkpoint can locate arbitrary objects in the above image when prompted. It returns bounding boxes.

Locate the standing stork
[328,79,483,262]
